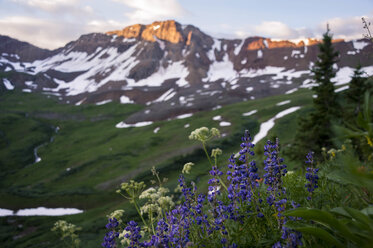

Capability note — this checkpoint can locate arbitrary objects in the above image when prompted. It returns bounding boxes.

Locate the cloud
[253,21,313,40]
[249,16,367,41]
[0,16,82,49]
[0,1,126,49]
[11,0,94,17]
[114,0,186,24]
[318,16,368,40]
[0,15,124,49]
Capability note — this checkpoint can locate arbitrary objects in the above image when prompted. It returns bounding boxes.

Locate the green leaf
[283,208,358,243]
[289,225,344,248]
[330,207,351,218]
[361,206,373,216]
[343,207,373,231]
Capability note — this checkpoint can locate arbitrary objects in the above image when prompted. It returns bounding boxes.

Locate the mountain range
[1,20,373,124]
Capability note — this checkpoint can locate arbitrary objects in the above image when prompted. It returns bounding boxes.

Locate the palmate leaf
[285,222,344,248]
[283,208,360,244]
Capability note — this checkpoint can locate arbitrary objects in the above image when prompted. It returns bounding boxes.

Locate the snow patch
[120,95,134,104]
[263,39,269,48]
[176,113,193,119]
[96,99,112,105]
[213,115,222,121]
[353,40,369,50]
[242,110,257,116]
[335,85,349,92]
[246,87,253,92]
[153,127,160,133]
[291,50,301,58]
[285,88,298,94]
[257,50,263,58]
[219,121,231,127]
[0,207,83,217]
[207,39,221,60]
[234,40,244,55]
[276,100,291,106]
[25,81,37,89]
[135,61,189,88]
[205,54,237,82]
[253,107,301,144]
[0,208,14,216]
[184,123,190,128]
[116,121,153,128]
[154,89,176,103]
[3,78,14,90]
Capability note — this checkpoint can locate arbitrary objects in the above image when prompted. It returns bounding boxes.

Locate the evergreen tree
[291,28,340,161]
[346,64,367,114]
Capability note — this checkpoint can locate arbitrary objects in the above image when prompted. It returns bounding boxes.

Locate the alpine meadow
[1,2,373,248]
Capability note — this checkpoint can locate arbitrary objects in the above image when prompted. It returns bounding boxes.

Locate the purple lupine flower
[304,151,319,200]
[101,218,119,248]
[225,130,260,221]
[152,219,169,246]
[124,221,142,248]
[102,231,119,248]
[178,174,194,206]
[272,241,283,248]
[263,139,287,197]
[281,225,303,248]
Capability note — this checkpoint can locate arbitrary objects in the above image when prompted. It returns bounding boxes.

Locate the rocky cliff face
[1,20,373,123]
[107,20,184,44]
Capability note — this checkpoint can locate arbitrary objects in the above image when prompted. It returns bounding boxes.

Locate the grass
[0,88,313,247]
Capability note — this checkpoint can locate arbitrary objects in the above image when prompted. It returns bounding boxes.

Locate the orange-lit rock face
[246,38,303,50]
[142,21,183,43]
[106,20,183,44]
[246,38,266,50]
[266,39,300,49]
[186,31,192,46]
[332,38,344,44]
[106,24,143,38]
[246,38,329,51]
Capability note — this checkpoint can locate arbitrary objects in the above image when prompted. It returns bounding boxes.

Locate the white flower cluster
[51,220,81,247]
[182,162,194,174]
[211,148,223,158]
[107,209,125,222]
[139,187,174,216]
[189,127,220,142]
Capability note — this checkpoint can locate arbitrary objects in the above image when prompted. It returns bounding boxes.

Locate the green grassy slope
[0,88,313,247]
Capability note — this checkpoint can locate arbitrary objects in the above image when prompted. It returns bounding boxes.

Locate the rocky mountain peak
[1,21,372,124]
[106,20,184,44]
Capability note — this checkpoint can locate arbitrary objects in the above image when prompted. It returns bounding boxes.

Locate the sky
[0,0,372,50]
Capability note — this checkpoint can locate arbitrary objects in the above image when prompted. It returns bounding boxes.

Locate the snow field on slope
[253,106,301,144]
[0,207,83,216]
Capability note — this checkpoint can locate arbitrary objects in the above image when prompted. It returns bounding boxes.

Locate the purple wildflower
[124,221,142,248]
[304,151,319,200]
[102,218,119,248]
[263,139,287,197]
